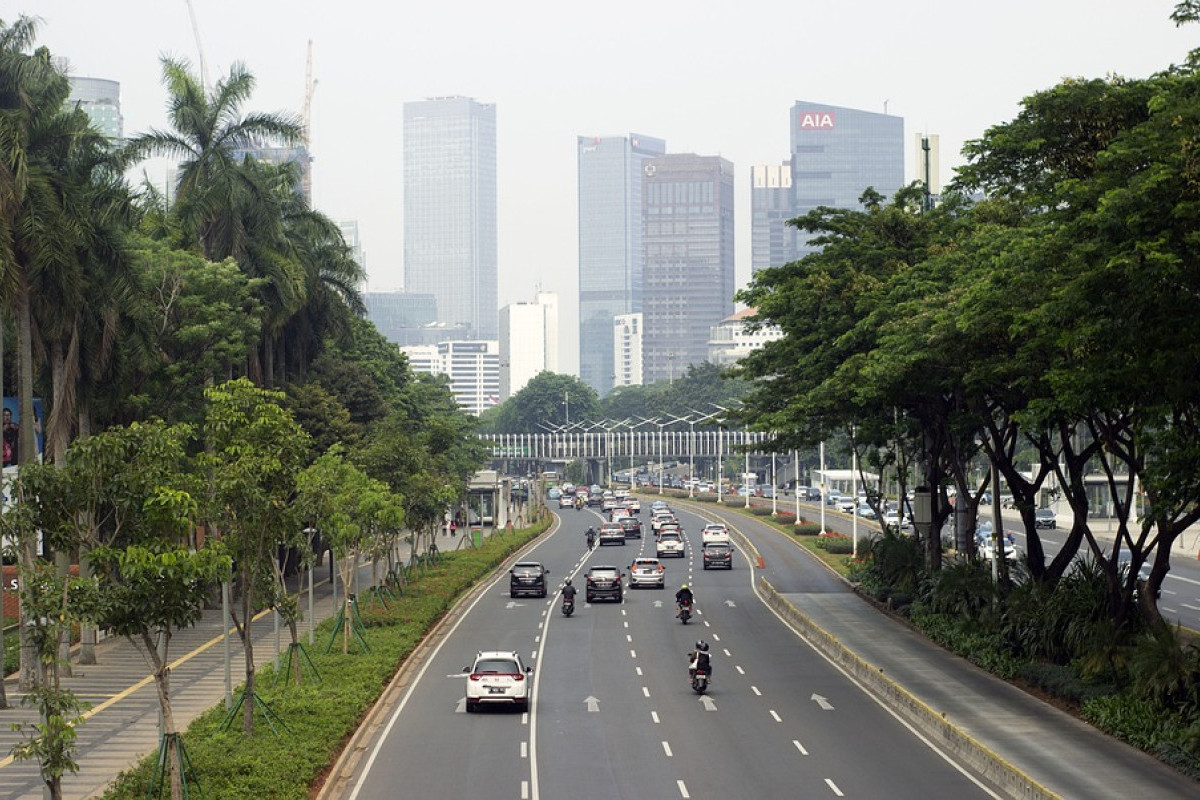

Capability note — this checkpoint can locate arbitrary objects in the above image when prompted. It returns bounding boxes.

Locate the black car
[702,542,733,569]
[585,566,623,602]
[618,516,642,539]
[510,562,549,598]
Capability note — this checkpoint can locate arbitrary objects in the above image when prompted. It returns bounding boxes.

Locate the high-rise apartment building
[751,102,904,272]
[641,154,735,385]
[612,313,643,388]
[67,76,122,141]
[400,340,499,415]
[707,308,784,367]
[404,97,498,340]
[364,291,438,345]
[577,133,666,395]
[499,291,559,400]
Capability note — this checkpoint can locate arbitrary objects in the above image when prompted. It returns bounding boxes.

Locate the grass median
[100,519,550,799]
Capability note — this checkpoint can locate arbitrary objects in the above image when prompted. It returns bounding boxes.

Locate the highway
[343,504,1001,800]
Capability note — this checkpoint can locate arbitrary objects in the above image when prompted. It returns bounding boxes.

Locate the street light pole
[819,440,827,534]
[744,430,751,509]
[793,449,800,520]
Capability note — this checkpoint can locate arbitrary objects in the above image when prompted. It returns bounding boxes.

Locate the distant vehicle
[547,487,562,500]
[702,542,733,569]
[562,483,576,496]
[585,566,623,602]
[628,557,665,589]
[509,562,549,598]
[1034,508,1057,529]
[617,516,643,539]
[464,650,532,713]
[980,533,1022,562]
[558,494,574,508]
[856,502,876,519]
[826,492,843,507]
[837,497,855,514]
[656,531,685,558]
[599,522,626,546]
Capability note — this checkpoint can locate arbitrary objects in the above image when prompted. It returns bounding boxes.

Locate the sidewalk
[0,530,475,800]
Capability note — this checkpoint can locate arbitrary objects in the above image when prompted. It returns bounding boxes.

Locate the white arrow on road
[455,698,466,713]
[585,696,601,712]
[811,693,834,711]
[725,600,736,607]
[505,601,525,609]
[699,696,717,711]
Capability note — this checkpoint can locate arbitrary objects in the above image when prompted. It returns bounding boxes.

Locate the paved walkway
[0,529,477,800]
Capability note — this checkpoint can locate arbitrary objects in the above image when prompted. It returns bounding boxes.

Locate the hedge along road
[339,503,1001,800]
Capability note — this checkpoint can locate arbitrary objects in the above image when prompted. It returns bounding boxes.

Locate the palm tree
[122,56,304,263]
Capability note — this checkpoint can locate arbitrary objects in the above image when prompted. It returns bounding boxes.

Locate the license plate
[488,687,506,694]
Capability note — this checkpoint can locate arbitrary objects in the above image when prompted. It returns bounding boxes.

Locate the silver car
[628,557,666,589]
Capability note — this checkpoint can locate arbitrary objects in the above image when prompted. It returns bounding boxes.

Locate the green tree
[199,378,309,734]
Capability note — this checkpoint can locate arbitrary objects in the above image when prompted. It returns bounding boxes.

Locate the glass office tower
[641,154,735,385]
[404,97,498,339]
[577,133,666,395]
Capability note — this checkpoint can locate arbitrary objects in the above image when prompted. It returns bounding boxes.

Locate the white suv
[464,650,533,712]
[701,524,730,544]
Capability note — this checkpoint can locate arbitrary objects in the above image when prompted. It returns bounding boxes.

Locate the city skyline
[24,0,1193,374]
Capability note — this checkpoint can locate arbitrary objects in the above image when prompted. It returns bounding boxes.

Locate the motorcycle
[688,654,710,694]
[562,594,575,617]
[677,600,692,624]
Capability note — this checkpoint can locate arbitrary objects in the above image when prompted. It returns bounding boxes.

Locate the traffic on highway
[342,500,1001,800]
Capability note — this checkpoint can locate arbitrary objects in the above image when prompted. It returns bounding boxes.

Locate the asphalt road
[344,504,1000,800]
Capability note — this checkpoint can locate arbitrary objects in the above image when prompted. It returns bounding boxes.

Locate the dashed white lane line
[712,634,720,641]
[652,711,661,724]
[825,778,844,796]
[643,686,651,697]
[723,648,732,657]
[794,740,809,756]
[769,710,782,722]
[735,665,745,675]
[662,741,673,757]
[636,666,643,676]
[521,780,530,799]
[630,649,638,659]
[677,779,691,798]
[521,741,528,758]
[751,686,761,696]
[626,634,633,642]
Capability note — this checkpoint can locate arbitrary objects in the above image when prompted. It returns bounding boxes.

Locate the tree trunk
[17,283,39,691]
[241,572,256,736]
[142,629,183,800]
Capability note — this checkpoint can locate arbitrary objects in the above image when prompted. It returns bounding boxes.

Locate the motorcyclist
[687,639,712,680]
[562,578,577,604]
[586,527,596,550]
[675,583,694,618]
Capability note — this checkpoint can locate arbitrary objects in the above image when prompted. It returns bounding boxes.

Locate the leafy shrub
[1016,661,1116,705]
[793,522,821,536]
[815,534,853,554]
[749,506,773,516]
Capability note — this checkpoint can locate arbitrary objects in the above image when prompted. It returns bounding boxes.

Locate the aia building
[791,101,904,259]
[751,102,903,272]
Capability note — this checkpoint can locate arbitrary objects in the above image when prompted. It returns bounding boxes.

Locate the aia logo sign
[798,111,835,129]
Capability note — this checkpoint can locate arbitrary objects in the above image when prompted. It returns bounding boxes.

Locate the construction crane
[184,0,209,89]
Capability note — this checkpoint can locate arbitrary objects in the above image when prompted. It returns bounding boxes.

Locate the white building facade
[400,340,500,415]
[612,313,643,387]
[707,308,784,367]
[499,291,559,400]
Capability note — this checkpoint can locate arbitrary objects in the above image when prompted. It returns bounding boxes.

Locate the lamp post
[686,409,721,499]
[819,440,827,534]
[794,449,801,520]
[708,404,728,504]
[629,417,655,480]
[744,430,752,509]
[771,449,778,515]
[851,425,858,558]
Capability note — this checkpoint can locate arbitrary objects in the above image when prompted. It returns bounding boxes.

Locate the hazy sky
[20,1,1196,373]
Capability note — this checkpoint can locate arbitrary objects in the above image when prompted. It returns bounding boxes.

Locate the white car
[628,557,666,589]
[558,494,574,508]
[464,650,533,712]
[882,510,910,531]
[651,512,676,532]
[626,498,641,514]
[701,524,730,544]
[656,531,685,558]
[837,497,856,514]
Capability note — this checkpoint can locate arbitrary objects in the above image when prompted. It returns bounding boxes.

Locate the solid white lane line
[735,665,745,675]
[662,741,673,757]
[825,778,844,796]
[769,710,782,722]
[793,740,809,756]
[677,780,690,798]
[751,686,761,696]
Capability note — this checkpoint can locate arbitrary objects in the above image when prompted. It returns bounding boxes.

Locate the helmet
[564,578,572,586]
[681,583,689,590]
[696,640,709,652]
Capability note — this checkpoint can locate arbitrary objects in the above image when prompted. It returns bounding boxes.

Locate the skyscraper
[404,97,498,340]
[789,101,904,259]
[751,102,904,272]
[641,154,735,385]
[66,76,122,141]
[499,291,559,400]
[577,133,666,395]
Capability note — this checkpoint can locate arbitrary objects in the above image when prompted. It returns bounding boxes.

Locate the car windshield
[659,533,681,541]
[475,659,520,674]
[513,564,542,574]
[590,569,619,578]
[705,544,730,552]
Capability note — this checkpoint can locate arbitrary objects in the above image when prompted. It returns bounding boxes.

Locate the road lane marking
[652,711,661,723]
[636,667,643,676]
[825,778,844,796]
[735,665,745,675]
[722,648,731,657]
[793,740,809,756]
[712,634,720,641]
[630,649,637,658]
[521,741,528,758]
[643,686,651,697]
[751,686,761,696]
[626,634,633,642]
[769,709,782,722]
[677,780,690,798]
[662,741,673,757]
[522,781,529,799]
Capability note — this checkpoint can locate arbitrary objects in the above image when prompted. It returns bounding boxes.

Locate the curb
[758,576,1058,800]
[314,517,560,800]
